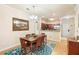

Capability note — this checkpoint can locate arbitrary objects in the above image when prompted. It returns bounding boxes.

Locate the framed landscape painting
[13,17,29,31]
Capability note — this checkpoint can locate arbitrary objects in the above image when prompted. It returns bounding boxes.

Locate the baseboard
[0,43,20,53]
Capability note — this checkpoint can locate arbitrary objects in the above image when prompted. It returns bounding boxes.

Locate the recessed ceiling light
[32,5,35,8]
[49,18,54,21]
[26,8,30,10]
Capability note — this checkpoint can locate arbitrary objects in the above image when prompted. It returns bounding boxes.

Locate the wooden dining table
[21,35,47,54]
[20,35,44,54]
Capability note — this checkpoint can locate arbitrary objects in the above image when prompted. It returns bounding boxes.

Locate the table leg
[30,43,32,55]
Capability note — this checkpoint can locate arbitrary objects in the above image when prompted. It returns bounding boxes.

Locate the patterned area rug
[4,43,55,55]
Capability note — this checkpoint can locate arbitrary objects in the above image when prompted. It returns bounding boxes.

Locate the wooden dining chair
[44,35,47,45]
[26,34,30,38]
[32,33,35,35]
[41,33,47,45]
[35,36,45,49]
[20,38,31,55]
[41,33,45,35]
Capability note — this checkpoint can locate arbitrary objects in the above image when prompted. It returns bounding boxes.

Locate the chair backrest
[36,35,45,47]
[20,38,27,48]
[32,33,35,35]
[31,33,36,37]
[41,33,47,42]
[41,33,45,35]
[26,34,30,38]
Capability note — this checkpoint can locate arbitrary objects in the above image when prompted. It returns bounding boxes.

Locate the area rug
[4,43,55,55]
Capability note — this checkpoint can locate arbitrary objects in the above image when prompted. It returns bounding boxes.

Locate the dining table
[21,35,44,54]
[20,34,44,54]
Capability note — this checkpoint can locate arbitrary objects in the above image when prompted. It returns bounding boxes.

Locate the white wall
[75,5,79,37]
[61,17,75,38]
[0,5,34,51]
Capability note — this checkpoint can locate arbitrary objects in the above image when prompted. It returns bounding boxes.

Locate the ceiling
[7,4,75,18]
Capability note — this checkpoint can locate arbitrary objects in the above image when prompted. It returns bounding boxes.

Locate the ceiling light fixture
[29,5,38,20]
[30,15,38,20]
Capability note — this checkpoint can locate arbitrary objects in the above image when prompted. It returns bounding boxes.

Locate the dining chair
[20,38,31,55]
[26,34,30,38]
[44,35,47,45]
[31,33,35,37]
[35,36,45,50]
[32,33,35,35]
[40,34,47,51]
[41,33,45,35]
[41,33,47,45]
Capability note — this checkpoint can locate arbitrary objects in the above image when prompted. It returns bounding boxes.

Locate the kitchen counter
[68,37,79,55]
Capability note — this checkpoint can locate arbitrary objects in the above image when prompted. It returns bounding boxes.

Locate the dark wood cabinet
[68,41,79,55]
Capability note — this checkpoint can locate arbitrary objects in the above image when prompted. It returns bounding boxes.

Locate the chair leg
[21,48,27,55]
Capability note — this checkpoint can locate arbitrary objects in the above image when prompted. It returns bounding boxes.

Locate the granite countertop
[68,36,79,42]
